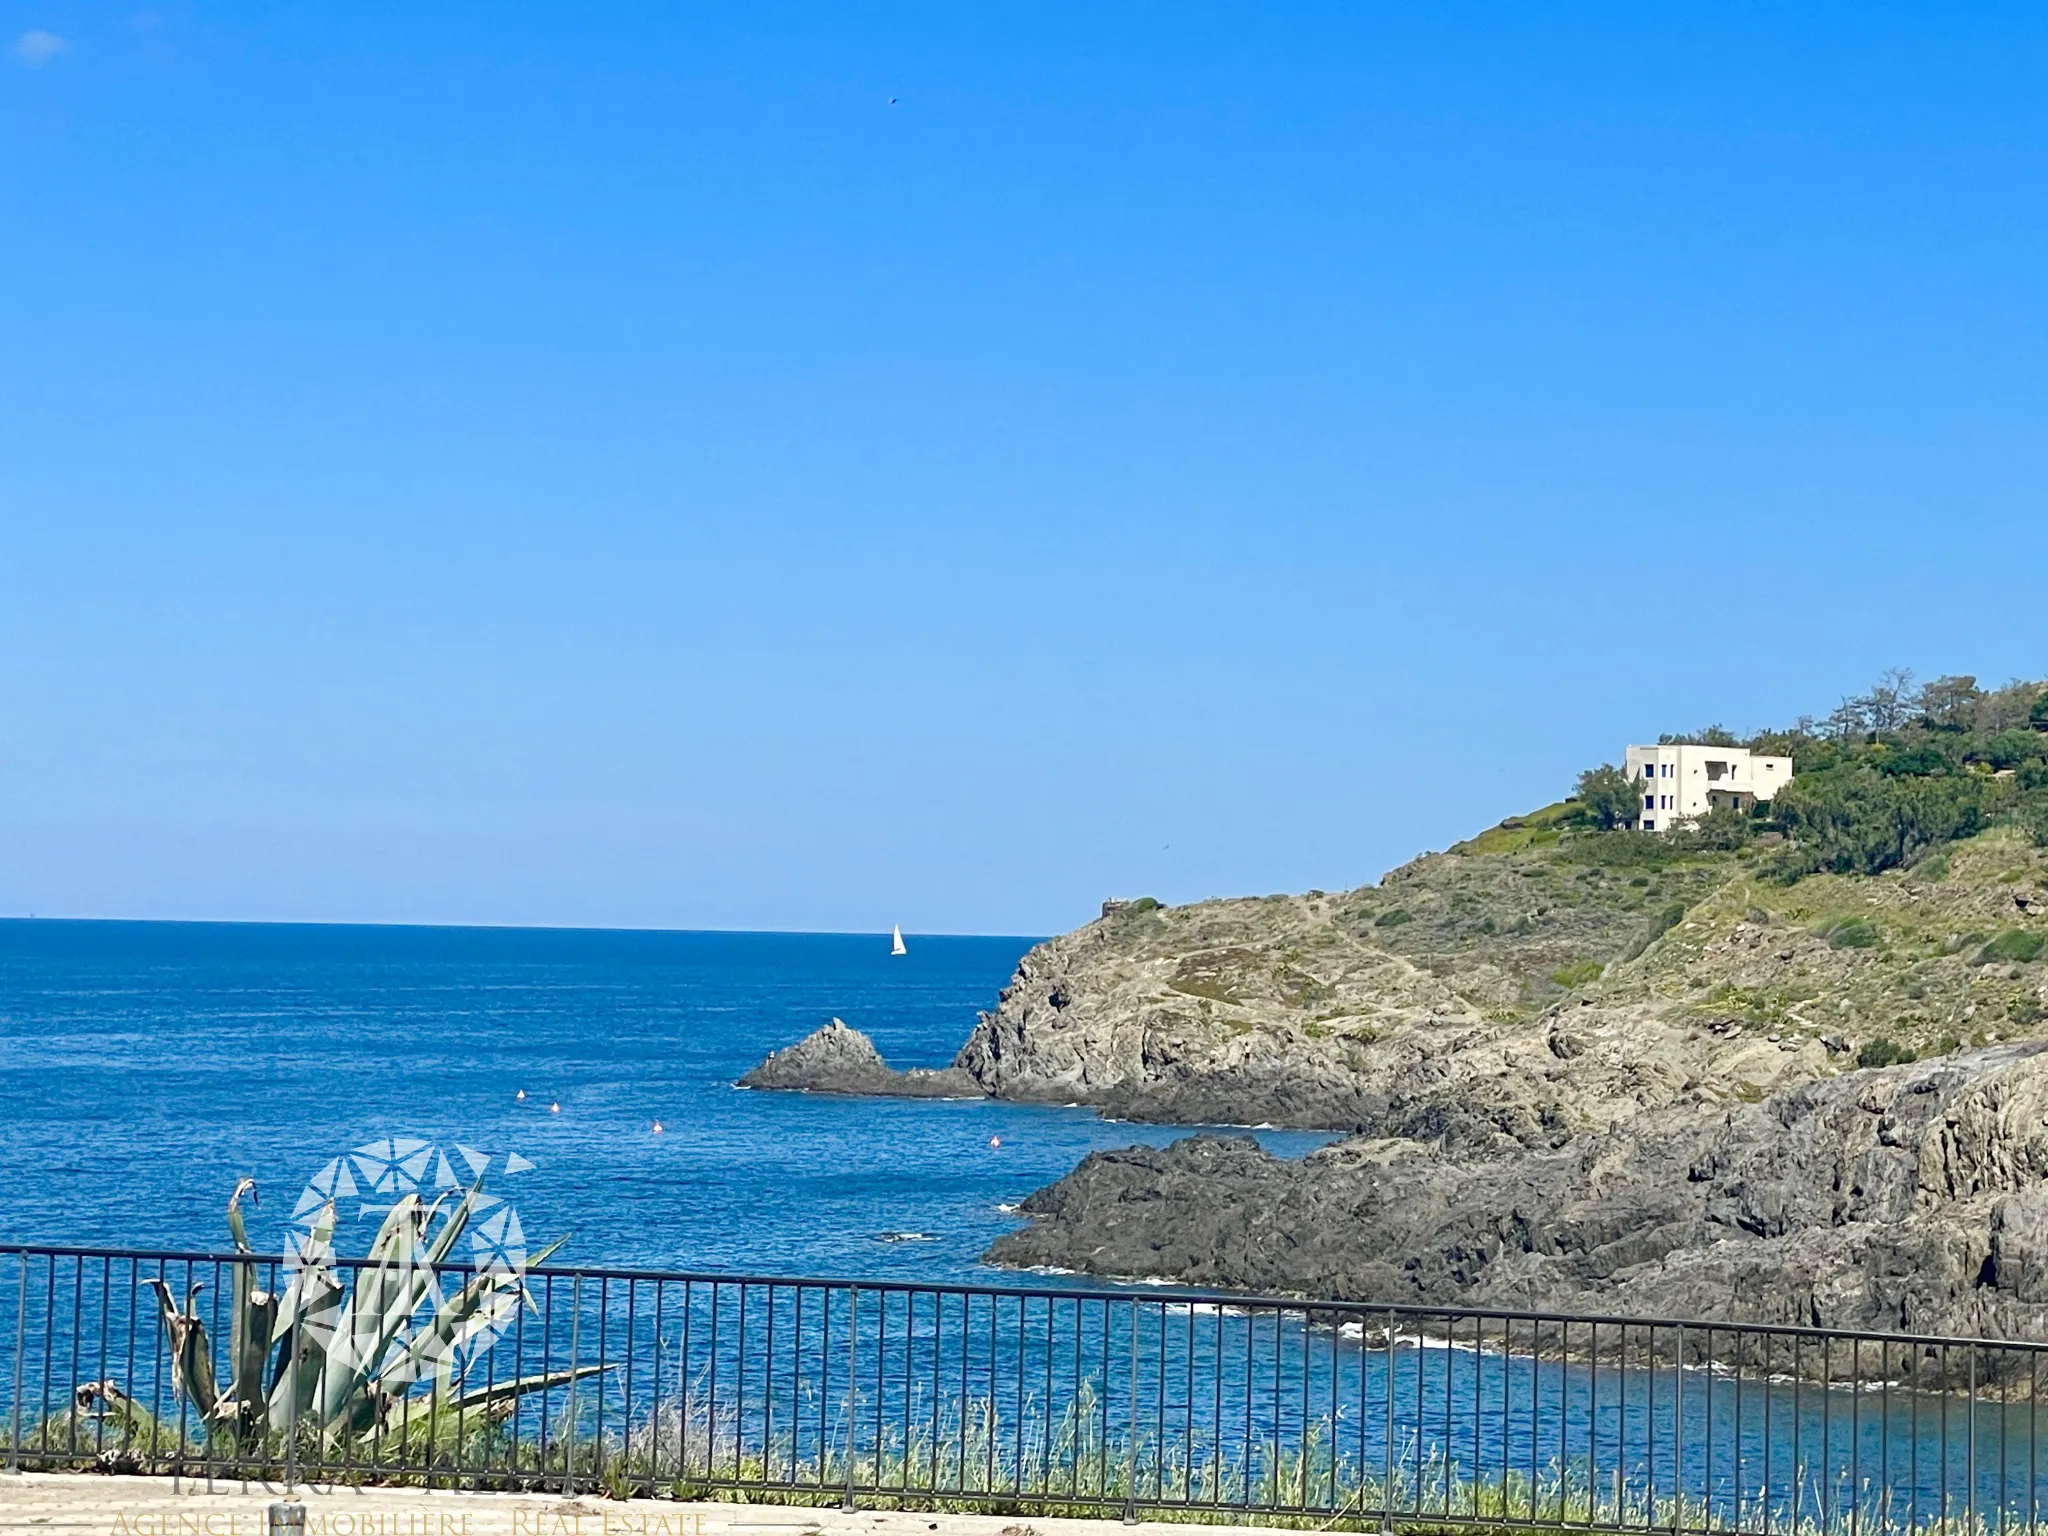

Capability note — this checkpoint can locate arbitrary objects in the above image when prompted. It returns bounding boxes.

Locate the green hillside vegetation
[1572,670,2048,876]
[1070,670,2048,1096]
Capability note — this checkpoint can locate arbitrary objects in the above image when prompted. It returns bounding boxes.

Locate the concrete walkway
[0,1476,1289,1536]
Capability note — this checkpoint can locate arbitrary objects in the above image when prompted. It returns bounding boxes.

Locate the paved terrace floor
[0,1477,1286,1536]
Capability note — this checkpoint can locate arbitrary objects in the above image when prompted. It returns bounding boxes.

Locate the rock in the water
[985,1042,2048,1348]
[738,1017,983,1100]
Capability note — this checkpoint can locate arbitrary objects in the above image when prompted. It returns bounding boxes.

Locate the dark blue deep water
[0,919,1328,1280]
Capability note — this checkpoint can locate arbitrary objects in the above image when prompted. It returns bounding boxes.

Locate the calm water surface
[0,919,1328,1280]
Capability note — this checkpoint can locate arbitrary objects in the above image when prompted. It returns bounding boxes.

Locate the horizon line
[0,913,1049,941]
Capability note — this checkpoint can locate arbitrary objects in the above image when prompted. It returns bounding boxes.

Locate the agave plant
[81,1174,601,1452]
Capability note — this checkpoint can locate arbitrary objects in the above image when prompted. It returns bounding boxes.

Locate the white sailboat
[891,924,907,956]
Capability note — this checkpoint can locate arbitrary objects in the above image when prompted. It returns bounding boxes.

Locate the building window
[1643,820,1656,831]
[1645,795,1656,811]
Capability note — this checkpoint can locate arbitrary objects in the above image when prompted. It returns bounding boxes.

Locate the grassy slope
[1049,817,2048,1125]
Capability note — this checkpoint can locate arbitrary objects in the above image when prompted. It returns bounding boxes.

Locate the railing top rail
[3,1238,2038,1356]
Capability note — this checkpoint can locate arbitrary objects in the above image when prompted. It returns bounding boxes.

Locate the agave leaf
[422,1177,487,1271]
[225,1177,258,1254]
[374,1268,522,1393]
[266,1209,344,1436]
[524,1233,571,1269]
[223,1179,276,1432]
[440,1361,610,1414]
[269,1199,336,1345]
[381,1362,612,1448]
[146,1278,219,1418]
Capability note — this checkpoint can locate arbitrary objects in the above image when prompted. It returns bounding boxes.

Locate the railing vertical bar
[562,1272,582,1496]
[1851,1335,1861,1536]
[1733,1328,1746,1536]
[1970,1343,1980,1536]
[1820,1325,1832,1536]
[2001,1345,2012,1536]
[91,1255,110,1461]
[941,1289,955,1493]
[120,1256,139,1464]
[2030,1345,2039,1536]
[1014,1293,1027,1498]
[993,1288,1004,1499]
[5,1252,22,1472]
[1350,1307,1365,1520]
[1912,1339,1922,1536]
[652,1279,666,1484]
[1158,1299,1169,1507]
[1943,1343,1953,1536]
[620,1278,636,1492]
[1471,1312,1483,1524]
[1676,1323,1688,1535]
[538,1273,554,1483]
[789,1283,803,1487]
[871,1286,885,1490]
[68,1256,86,1464]
[906,1288,917,1493]
[1514,1314,1524,1526]
[1793,1333,1805,1535]
[707,1280,721,1485]
[1704,1327,1716,1535]
[41,1255,58,1464]
[842,1284,858,1509]
[1561,1317,1572,1527]
[1880,1338,1892,1536]
[728,1279,741,1483]
[594,1275,610,1484]
[815,1281,827,1494]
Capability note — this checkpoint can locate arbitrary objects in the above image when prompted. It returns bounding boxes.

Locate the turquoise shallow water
[0,918,1329,1281]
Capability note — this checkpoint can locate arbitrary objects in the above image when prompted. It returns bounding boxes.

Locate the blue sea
[0,919,1328,1280]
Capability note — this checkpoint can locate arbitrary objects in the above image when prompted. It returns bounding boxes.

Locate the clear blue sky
[3,4,2044,935]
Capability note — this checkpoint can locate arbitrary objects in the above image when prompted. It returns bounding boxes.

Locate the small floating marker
[989,1135,1002,1149]
[652,1120,664,1134]
[515,1089,526,1101]
[549,1101,561,1114]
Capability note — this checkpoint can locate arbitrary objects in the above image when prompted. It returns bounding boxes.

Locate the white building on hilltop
[1623,743,1794,832]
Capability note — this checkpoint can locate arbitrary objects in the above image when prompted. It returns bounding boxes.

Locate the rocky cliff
[987,1041,2048,1355]
[749,820,2047,1144]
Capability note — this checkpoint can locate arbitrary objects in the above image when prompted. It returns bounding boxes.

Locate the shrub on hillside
[1771,763,2005,877]
[1858,1037,1916,1068]
[1975,929,2046,965]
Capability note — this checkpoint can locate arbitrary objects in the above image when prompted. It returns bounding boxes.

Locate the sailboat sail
[891,924,907,956]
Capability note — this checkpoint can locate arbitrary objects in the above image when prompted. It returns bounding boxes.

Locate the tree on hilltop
[1573,764,1639,831]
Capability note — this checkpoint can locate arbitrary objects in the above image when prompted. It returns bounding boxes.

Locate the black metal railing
[5,1243,2046,1534]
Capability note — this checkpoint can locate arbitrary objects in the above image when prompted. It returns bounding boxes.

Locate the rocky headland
[743,807,2048,1328]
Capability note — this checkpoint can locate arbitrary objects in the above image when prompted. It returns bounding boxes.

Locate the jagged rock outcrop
[743,829,2046,1145]
[986,1042,2048,1350]
[737,1017,981,1098]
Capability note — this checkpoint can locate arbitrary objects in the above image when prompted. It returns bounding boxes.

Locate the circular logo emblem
[284,1136,537,1383]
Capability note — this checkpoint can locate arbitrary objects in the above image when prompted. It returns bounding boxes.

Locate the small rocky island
[738,1016,981,1098]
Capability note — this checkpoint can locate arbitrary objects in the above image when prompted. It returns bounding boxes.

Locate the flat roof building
[1622,744,1793,833]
